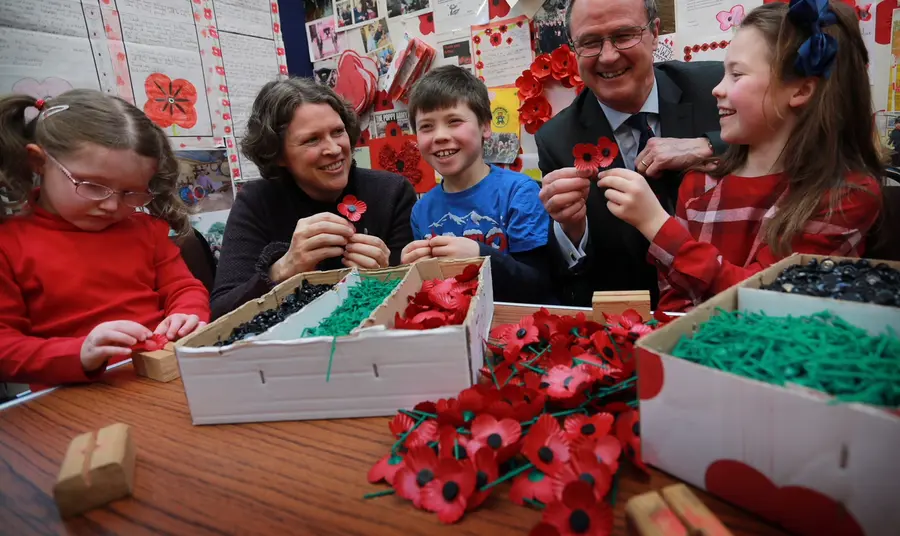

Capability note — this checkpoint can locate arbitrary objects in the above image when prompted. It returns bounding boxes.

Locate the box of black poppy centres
[175,257,493,425]
[636,254,900,536]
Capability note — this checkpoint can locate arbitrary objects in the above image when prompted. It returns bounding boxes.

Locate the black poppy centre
[580,423,596,436]
[442,481,460,501]
[476,470,489,488]
[395,159,405,172]
[416,468,434,487]
[579,473,595,486]
[581,152,593,163]
[538,446,554,463]
[516,327,527,338]
[487,433,503,449]
[601,147,611,157]
[569,509,591,533]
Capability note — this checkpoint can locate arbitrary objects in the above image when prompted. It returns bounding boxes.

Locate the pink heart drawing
[13,77,74,120]
[716,5,745,31]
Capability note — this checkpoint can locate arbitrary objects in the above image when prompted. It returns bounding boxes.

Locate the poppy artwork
[369,134,436,193]
[363,307,673,532]
[143,73,198,129]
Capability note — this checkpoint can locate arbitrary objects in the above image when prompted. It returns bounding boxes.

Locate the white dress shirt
[554,81,661,268]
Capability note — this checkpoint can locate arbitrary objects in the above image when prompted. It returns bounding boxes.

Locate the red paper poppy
[572,143,601,172]
[357,129,371,147]
[491,315,540,360]
[384,120,403,137]
[377,140,425,187]
[516,71,543,100]
[615,409,647,473]
[402,419,440,449]
[394,445,440,508]
[143,74,198,129]
[507,37,514,45]
[520,96,551,124]
[595,137,619,168]
[489,0,511,18]
[436,388,485,427]
[439,425,471,461]
[490,32,503,47]
[466,414,522,463]
[542,480,614,536]
[510,467,557,506]
[523,414,570,475]
[419,12,435,35]
[531,54,553,79]
[374,89,393,112]
[530,523,562,536]
[389,412,416,438]
[540,365,592,400]
[367,452,405,484]
[552,450,613,502]
[563,413,613,444]
[421,458,477,523]
[574,434,622,474]
[337,194,367,222]
[132,333,168,352]
[473,35,482,45]
[550,46,574,81]
[467,447,499,510]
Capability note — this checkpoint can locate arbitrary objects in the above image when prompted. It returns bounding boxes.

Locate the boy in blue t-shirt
[401,66,552,303]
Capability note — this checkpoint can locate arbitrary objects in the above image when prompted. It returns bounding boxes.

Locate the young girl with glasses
[596,0,883,312]
[0,89,210,388]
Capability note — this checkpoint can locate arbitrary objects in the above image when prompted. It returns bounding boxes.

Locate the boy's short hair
[407,66,492,132]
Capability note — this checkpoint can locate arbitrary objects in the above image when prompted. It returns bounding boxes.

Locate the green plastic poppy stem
[479,462,534,492]
[521,363,546,375]
[391,415,426,454]
[524,498,546,509]
[400,409,437,419]
[325,336,338,382]
[363,489,396,499]
[609,473,620,506]
[485,353,501,389]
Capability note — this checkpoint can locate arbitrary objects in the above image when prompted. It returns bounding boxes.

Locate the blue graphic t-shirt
[410,165,549,253]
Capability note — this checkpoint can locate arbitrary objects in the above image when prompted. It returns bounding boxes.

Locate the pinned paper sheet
[676,0,762,37]
[654,34,676,63]
[472,16,534,87]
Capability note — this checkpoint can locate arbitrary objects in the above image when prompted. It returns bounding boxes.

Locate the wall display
[307,17,348,62]
[335,0,382,30]
[471,16,533,86]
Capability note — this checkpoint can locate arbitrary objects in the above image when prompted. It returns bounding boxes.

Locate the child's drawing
[174,150,234,214]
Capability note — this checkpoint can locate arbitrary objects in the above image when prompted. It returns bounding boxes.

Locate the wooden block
[132,348,180,382]
[54,423,136,518]
[625,490,689,535]
[592,290,652,321]
[661,484,733,536]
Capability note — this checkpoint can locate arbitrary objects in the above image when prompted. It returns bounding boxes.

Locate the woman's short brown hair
[241,78,361,180]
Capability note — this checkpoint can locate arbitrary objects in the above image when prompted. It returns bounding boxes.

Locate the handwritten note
[218,31,279,138]
[215,0,274,39]
[116,0,198,51]
[472,16,533,88]
[237,147,263,181]
[0,27,100,95]
[0,0,89,38]
[676,0,761,36]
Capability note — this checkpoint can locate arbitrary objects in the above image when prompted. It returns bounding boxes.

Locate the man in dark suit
[537,0,725,307]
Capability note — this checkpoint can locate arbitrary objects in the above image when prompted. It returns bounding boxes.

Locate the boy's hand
[400,240,433,264]
[342,233,390,269]
[155,314,206,340]
[597,169,670,240]
[429,236,481,259]
[81,321,152,373]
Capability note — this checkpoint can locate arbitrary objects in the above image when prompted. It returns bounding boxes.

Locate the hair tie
[35,99,46,110]
[788,0,838,78]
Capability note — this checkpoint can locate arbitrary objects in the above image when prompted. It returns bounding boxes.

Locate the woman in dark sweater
[211,78,416,318]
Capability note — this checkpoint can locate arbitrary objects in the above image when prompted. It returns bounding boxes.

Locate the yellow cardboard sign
[488,88,520,136]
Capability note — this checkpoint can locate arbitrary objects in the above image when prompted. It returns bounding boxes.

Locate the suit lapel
[656,68,693,139]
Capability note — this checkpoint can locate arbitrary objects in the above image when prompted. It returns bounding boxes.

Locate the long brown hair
[709,2,883,255]
[0,89,191,236]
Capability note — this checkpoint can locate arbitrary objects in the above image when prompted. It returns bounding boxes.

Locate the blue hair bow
[788,0,838,78]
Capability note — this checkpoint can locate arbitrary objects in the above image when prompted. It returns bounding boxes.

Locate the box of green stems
[636,254,900,536]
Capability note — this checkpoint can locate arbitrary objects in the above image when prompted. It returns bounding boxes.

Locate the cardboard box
[636,255,900,536]
[175,257,493,425]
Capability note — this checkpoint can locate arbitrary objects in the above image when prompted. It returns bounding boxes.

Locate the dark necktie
[624,112,655,165]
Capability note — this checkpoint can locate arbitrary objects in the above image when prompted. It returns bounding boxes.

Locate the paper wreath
[515,45,584,134]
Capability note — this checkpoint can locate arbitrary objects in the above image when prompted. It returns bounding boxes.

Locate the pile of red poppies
[516,45,584,134]
[394,264,480,330]
[368,307,673,534]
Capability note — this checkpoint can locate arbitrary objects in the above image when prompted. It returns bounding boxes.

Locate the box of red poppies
[175,257,493,425]
[636,254,900,536]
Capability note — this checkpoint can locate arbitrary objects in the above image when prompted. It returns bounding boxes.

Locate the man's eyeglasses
[45,153,155,208]
[570,21,655,58]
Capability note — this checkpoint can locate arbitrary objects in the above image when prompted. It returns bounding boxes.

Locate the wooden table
[0,305,786,535]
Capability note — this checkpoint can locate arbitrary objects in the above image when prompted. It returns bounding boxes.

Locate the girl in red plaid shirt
[597,0,883,312]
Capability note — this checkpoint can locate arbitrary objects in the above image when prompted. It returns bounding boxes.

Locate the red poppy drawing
[419,12,435,35]
[856,3,872,21]
[507,37,514,45]
[421,458,477,523]
[337,195,367,222]
[499,24,508,33]
[596,137,619,168]
[542,480,614,535]
[143,74,198,129]
[490,32,503,47]
[378,140,423,184]
[573,143,601,172]
[473,35,482,45]
[489,0,511,19]
[516,71,543,100]
[531,54,553,79]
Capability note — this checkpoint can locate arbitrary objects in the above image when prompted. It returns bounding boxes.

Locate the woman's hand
[597,169,670,240]
[155,314,206,340]
[400,240,433,264]
[342,233,390,269]
[429,236,481,259]
[270,213,355,283]
[80,321,152,373]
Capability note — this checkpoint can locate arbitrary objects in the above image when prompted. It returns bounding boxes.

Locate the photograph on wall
[533,0,569,55]
[360,18,392,54]
[335,0,381,29]
[190,209,229,261]
[483,132,520,165]
[441,39,472,67]
[305,0,334,22]
[369,44,396,77]
[174,150,234,214]
[313,58,339,87]
[307,17,347,62]
[386,0,431,18]
[370,110,412,138]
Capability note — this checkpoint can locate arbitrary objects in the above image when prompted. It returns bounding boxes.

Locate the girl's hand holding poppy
[155,313,206,340]
[80,320,153,373]
[270,212,356,283]
[342,233,390,269]
[400,239,433,265]
[597,169,670,241]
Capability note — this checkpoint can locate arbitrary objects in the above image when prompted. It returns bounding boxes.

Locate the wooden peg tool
[625,490,689,535]
[592,290,651,321]
[54,423,136,518]
[661,484,733,536]
[132,342,179,382]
